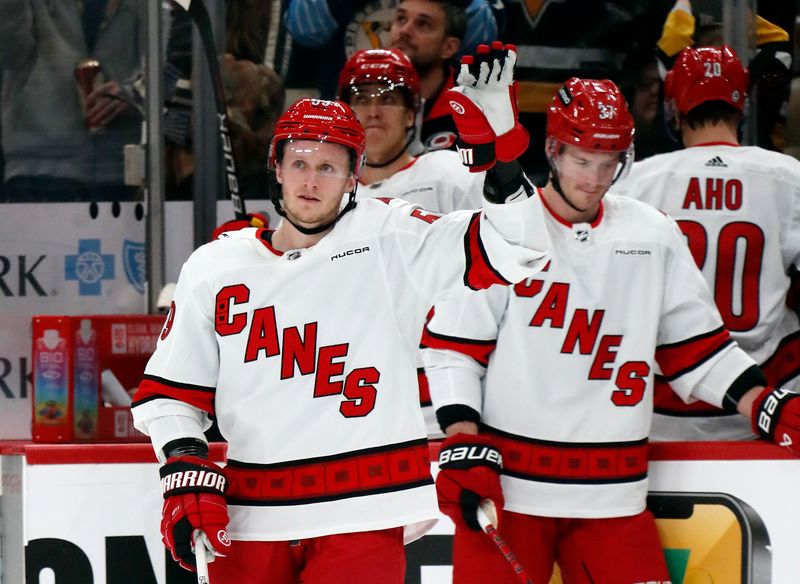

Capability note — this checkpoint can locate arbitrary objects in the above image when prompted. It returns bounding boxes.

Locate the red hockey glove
[160,456,231,571]
[752,387,800,455]
[447,42,529,173]
[211,212,269,241]
[436,433,504,531]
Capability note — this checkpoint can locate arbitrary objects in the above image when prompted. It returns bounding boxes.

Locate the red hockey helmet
[337,48,421,112]
[546,77,635,152]
[268,98,367,177]
[665,45,749,115]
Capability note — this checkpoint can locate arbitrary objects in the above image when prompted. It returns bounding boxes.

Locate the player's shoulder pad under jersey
[186,228,264,274]
[742,146,800,182]
[420,149,486,181]
[605,192,679,235]
[604,190,657,215]
[369,196,443,218]
[214,226,261,241]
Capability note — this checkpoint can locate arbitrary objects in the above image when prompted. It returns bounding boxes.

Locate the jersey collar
[538,187,605,229]
[256,228,283,256]
[359,157,419,187]
[690,141,739,148]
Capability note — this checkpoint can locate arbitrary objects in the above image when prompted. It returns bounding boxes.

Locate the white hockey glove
[447,42,529,172]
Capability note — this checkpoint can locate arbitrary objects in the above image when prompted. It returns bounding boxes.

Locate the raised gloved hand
[160,455,231,571]
[436,433,504,531]
[211,211,269,241]
[752,387,800,455]
[447,41,529,172]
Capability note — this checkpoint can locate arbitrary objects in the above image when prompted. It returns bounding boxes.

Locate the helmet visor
[347,83,410,110]
[278,139,356,181]
[548,138,634,189]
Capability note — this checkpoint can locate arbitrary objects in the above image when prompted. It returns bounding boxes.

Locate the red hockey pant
[452,509,670,584]
[207,527,405,583]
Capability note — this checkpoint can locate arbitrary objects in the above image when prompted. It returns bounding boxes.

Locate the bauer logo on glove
[436,434,505,531]
[753,386,800,452]
[438,444,503,468]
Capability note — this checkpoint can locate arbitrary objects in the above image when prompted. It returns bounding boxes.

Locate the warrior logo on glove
[159,456,231,571]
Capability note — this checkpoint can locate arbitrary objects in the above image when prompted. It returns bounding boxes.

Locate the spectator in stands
[284,0,498,152]
[223,55,286,199]
[387,0,475,151]
[0,0,142,202]
[620,53,677,160]
[162,3,285,205]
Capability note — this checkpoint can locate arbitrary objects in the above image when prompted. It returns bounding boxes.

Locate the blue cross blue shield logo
[65,239,115,296]
[122,240,146,294]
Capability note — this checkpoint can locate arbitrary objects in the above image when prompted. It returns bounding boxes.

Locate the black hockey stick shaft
[173,0,247,220]
[478,500,536,584]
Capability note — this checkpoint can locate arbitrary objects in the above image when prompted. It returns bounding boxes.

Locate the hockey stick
[172,0,247,220]
[477,500,535,584]
[193,529,211,584]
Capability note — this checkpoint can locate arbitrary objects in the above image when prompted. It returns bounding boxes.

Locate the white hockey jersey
[360,149,485,438]
[616,143,800,440]
[359,149,485,212]
[132,195,549,542]
[422,191,758,519]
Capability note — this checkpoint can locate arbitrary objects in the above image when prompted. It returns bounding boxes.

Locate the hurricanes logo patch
[449,100,466,115]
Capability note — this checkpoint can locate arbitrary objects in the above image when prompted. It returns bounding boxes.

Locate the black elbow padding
[436,404,482,434]
[722,365,768,413]
[163,437,209,459]
[483,160,532,204]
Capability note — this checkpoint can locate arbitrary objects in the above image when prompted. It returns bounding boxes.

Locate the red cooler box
[31,314,165,443]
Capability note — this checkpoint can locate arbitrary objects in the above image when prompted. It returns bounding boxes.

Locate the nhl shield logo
[122,240,146,293]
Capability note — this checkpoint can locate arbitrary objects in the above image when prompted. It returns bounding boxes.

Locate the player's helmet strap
[548,163,588,213]
[269,179,359,235]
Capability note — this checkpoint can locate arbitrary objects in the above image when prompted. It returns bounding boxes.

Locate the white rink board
[2,447,799,583]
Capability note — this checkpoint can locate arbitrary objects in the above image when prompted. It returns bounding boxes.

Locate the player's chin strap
[547,161,590,213]
[269,178,359,236]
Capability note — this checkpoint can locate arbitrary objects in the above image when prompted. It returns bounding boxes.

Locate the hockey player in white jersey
[338,47,484,211]
[615,45,800,441]
[338,47,485,438]
[421,77,800,584]
[132,43,549,583]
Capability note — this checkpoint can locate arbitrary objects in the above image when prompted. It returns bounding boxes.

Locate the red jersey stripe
[652,377,729,416]
[417,369,431,406]
[483,426,649,484]
[656,327,732,380]
[761,331,800,387]
[421,328,496,367]
[463,212,511,290]
[133,375,216,415]
[225,440,432,506]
